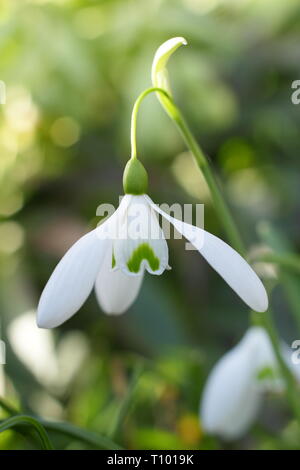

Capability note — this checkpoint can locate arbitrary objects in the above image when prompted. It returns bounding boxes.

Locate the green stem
[0,415,54,450]
[176,121,300,422]
[171,109,245,255]
[130,87,175,160]
[131,84,300,423]
[135,87,300,425]
[173,119,300,423]
[131,87,244,253]
[252,309,300,424]
[257,223,300,332]
[0,397,122,450]
[254,252,300,275]
[108,363,144,440]
[40,419,123,450]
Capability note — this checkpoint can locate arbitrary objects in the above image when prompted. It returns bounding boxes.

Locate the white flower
[151,37,187,94]
[151,37,187,115]
[37,195,268,328]
[200,326,298,440]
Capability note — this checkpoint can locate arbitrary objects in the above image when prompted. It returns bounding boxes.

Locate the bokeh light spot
[50,116,81,147]
[0,221,24,254]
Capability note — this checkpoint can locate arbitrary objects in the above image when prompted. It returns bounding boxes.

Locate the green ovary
[127,243,160,273]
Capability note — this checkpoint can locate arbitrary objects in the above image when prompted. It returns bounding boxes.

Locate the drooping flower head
[37,174,268,328]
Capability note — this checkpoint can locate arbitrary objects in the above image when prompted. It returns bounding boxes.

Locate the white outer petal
[95,247,144,315]
[201,332,262,440]
[145,195,268,313]
[244,327,285,392]
[37,197,131,328]
[95,195,132,241]
[37,228,110,329]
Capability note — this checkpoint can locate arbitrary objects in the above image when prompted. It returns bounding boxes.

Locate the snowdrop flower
[37,154,268,329]
[200,326,298,440]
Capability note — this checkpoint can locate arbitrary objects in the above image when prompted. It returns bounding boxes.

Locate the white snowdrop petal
[37,229,109,329]
[95,248,144,315]
[196,231,268,312]
[151,37,187,89]
[248,327,284,392]
[201,336,261,439]
[145,195,268,312]
[37,196,131,329]
[248,327,277,369]
[114,195,169,276]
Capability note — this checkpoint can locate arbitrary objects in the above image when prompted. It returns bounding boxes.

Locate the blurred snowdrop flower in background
[8,311,89,391]
[200,326,300,440]
[54,330,90,391]
[8,311,58,386]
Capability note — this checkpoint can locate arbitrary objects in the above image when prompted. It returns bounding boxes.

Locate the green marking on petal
[112,252,116,268]
[127,243,160,273]
[256,366,277,382]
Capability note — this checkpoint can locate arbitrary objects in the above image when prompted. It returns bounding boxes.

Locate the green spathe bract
[123,158,148,195]
[127,243,159,273]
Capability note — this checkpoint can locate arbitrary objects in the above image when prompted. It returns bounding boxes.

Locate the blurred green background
[0,0,300,450]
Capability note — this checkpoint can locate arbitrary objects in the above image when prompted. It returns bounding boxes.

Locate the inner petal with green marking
[127,243,160,273]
